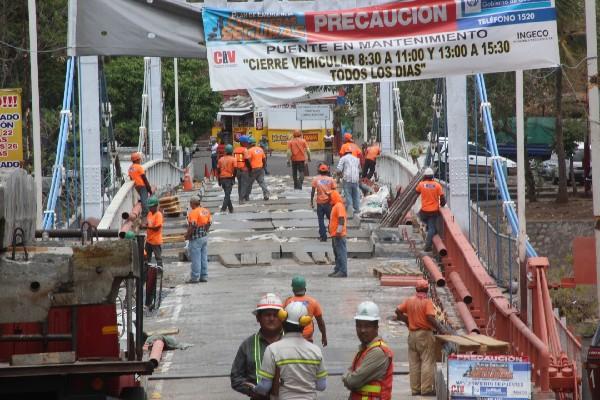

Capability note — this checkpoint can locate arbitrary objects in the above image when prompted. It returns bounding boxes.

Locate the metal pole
[516,70,529,325]
[135,235,145,361]
[174,58,182,167]
[584,0,600,317]
[362,83,368,143]
[28,0,42,228]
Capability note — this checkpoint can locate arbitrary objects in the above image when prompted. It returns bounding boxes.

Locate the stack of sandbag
[0,168,36,249]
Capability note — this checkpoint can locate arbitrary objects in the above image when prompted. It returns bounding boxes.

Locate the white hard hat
[424,167,434,176]
[253,293,283,315]
[281,301,311,326]
[354,301,380,321]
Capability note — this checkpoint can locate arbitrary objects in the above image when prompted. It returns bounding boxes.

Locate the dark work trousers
[292,161,306,189]
[220,177,234,212]
[316,203,332,241]
[236,169,249,202]
[418,210,440,250]
[245,168,269,199]
[145,242,163,267]
[362,159,377,179]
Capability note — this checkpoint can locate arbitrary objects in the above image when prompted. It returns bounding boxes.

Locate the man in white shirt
[336,149,361,216]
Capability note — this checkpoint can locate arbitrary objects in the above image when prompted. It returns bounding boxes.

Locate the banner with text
[202,0,559,90]
[0,89,23,168]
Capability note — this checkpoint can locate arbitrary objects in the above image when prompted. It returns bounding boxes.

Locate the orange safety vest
[233,147,248,171]
[350,339,394,400]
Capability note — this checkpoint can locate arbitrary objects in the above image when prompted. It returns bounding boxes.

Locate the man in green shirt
[231,293,283,399]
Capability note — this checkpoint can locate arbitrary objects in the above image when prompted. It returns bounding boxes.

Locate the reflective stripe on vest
[349,340,393,400]
[253,333,262,383]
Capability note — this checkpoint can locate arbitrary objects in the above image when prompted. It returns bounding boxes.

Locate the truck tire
[120,387,147,400]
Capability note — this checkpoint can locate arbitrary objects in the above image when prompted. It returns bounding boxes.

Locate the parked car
[540,144,591,184]
[434,139,517,177]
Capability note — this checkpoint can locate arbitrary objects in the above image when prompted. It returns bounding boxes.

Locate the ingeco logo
[213,50,236,65]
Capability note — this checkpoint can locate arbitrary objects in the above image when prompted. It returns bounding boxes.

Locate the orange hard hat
[318,164,329,172]
[131,152,142,162]
[344,133,353,141]
[293,130,301,137]
[416,279,429,291]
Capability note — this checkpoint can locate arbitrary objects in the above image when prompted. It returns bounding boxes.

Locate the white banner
[202,0,559,90]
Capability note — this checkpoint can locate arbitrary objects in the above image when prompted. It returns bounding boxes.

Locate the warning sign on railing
[0,89,23,168]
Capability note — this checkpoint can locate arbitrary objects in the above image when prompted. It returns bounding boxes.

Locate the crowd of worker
[230,276,449,399]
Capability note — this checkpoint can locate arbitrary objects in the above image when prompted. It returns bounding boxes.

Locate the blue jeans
[343,181,361,214]
[332,237,347,276]
[189,236,208,280]
[136,186,149,216]
[316,203,331,240]
[418,211,439,249]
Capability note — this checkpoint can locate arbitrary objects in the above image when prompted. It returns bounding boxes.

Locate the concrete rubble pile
[0,168,36,249]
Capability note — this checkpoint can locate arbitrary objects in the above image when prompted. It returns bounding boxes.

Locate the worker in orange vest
[217,144,237,213]
[141,196,163,269]
[339,133,362,158]
[363,141,381,179]
[234,136,251,204]
[327,190,347,278]
[415,168,446,252]
[283,275,328,347]
[128,152,153,217]
[310,164,336,242]
[287,129,311,190]
[245,137,270,201]
[395,279,449,396]
[185,195,211,283]
[343,301,394,399]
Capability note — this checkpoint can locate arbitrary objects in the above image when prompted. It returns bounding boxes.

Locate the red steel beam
[448,271,472,304]
[432,234,447,257]
[149,339,164,368]
[421,256,446,287]
[455,301,480,334]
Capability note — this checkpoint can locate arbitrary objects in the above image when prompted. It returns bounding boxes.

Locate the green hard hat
[291,275,306,290]
[249,137,256,144]
[225,144,234,154]
[124,231,135,240]
[147,196,159,207]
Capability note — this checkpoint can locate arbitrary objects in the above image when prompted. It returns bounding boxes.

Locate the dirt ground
[526,194,594,221]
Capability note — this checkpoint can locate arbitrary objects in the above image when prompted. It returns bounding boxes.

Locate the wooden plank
[435,335,482,353]
[240,253,258,265]
[293,252,314,265]
[464,334,510,352]
[310,252,328,264]
[219,253,241,267]
[146,327,180,337]
[11,351,76,366]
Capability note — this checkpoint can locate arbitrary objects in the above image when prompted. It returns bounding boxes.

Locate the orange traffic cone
[183,168,193,191]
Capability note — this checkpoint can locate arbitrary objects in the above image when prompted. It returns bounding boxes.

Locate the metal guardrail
[98,160,184,230]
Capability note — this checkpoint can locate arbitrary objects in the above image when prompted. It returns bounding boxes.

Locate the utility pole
[27,0,42,228]
[174,58,182,167]
[362,83,368,143]
[584,0,600,317]
[516,70,529,325]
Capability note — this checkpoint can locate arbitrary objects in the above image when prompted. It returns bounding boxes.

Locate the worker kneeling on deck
[343,301,394,399]
[231,293,283,399]
[395,279,449,396]
[415,168,445,252]
[255,302,327,400]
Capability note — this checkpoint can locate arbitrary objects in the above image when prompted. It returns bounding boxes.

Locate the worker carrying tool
[234,135,252,204]
[185,195,211,283]
[342,301,394,399]
[231,293,283,400]
[327,190,348,278]
[245,136,270,201]
[217,144,237,213]
[395,279,449,396]
[339,133,362,158]
[141,196,163,269]
[128,152,153,217]
[283,276,327,347]
[254,301,327,399]
[287,129,311,190]
[310,164,336,242]
[363,140,381,179]
[415,168,445,252]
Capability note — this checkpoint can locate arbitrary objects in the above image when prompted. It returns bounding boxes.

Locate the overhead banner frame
[202,0,560,91]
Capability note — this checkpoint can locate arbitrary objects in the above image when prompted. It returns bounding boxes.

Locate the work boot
[327,271,338,277]
[330,271,347,278]
[424,246,433,252]
[186,278,200,284]
[263,196,269,201]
